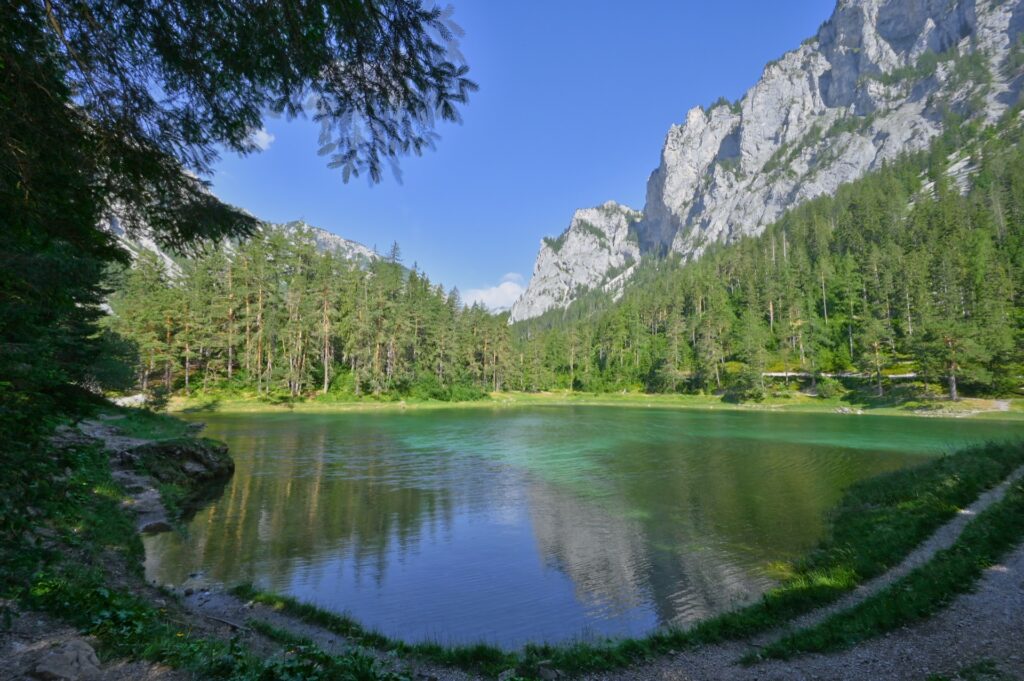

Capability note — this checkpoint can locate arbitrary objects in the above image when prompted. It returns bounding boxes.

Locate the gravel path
[749,464,1024,645]
[586,540,1024,681]
[585,466,1024,681]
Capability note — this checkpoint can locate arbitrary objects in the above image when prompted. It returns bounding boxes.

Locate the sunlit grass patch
[105,407,192,440]
[750,478,1024,661]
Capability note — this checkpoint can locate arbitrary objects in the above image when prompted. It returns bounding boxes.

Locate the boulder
[31,640,100,680]
[131,438,233,487]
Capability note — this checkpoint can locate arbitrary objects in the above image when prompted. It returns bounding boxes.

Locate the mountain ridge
[105,216,381,276]
[509,0,1024,323]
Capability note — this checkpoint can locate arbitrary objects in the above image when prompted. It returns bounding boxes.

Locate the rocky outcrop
[275,220,379,265]
[31,640,101,681]
[511,0,1024,321]
[104,216,379,278]
[78,417,234,533]
[644,0,1022,259]
[508,201,641,323]
[131,437,234,489]
[129,437,234,529]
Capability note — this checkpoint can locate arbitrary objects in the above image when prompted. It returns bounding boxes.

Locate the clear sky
[210,0,836,310]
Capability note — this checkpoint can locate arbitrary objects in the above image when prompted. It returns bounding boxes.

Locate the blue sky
[211,0,835,309]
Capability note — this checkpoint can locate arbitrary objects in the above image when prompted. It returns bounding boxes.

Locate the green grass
[749,476,1024,661]
[232,585,517,676]
[28,570,406,679]
[102,406,192,440]
[5,430,405,679]
[166,389,1024,422]
[249,619,315,647]
[927,660,1015,681]
[230,441,1024,677]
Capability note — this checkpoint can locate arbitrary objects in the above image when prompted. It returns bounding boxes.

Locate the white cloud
[248,127,276,151]
[464,273,526,312]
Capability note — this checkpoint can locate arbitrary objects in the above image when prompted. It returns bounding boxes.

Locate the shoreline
[13,404,1024,680]
[166,391,1024,421]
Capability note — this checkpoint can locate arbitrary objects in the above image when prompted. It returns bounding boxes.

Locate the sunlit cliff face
[511,0,1024,322]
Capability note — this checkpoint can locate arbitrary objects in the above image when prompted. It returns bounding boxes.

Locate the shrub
[816,377,843,399]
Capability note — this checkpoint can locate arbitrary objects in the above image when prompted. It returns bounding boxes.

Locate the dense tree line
[107,234,514,400]
[1,0,473,551]
[109,111,1024,403]
[517,111,1024,400]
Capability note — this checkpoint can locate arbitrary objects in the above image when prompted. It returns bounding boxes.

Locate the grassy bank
[9,407,1024,679]
[228,441,1024,677]
[752,475,1024,661]
[1,409,405,680]
[166,389,1024,421]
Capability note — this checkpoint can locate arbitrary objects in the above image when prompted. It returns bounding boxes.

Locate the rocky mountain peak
[105,216,380,276]
[510,0,1024,322]
[508,201,641,323]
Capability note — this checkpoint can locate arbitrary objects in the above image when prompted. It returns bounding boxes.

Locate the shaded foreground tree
[0,0,474,543]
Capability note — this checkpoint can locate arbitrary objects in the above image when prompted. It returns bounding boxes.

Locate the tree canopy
[104,109,1024,405]
[0,0,475,532]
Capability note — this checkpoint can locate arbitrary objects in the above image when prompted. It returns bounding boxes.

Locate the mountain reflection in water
[144,407,1023,647]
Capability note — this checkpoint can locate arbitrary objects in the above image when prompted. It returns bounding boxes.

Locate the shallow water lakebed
[144,406,1024,648]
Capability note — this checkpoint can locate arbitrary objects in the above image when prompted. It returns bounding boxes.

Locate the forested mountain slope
[511,0,1024,322]
[104,216,380,278]
[108,108,1024,402]
[516,109,1024,400]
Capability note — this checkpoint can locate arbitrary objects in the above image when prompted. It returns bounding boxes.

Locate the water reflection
[144,407,1023,647]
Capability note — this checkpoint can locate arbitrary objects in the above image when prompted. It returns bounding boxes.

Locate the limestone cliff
[105,217,380,276]
[508,201,641,323]
[511,0,1024,321]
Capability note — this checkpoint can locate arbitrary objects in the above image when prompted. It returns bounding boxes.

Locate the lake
[143,406,1024,648]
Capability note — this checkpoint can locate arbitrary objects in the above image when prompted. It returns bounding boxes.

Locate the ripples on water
[143,407,1024,647]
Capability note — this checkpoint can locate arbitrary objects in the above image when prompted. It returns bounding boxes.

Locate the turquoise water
[143,407,1024,647]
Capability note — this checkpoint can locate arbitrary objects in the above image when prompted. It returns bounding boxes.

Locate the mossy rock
[132,437,233,487]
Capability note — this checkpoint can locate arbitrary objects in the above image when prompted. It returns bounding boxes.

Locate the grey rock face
[103,217,379,277]
[275,220,379,265]
[508,201,641,323]
[32,640,101,680]
[511,0,1024,321]
[649,0,1019,260]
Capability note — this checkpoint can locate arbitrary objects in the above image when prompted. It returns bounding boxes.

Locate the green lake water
[143,406,1024,648]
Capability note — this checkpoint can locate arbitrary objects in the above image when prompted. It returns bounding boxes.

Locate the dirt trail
[586,466,1024,681]
[586,540,1024,681]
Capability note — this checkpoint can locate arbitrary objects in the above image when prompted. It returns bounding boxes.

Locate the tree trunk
[874,346,884,397]
[947,340,959,401]
[227,263,235,379]
[820,271,828,326]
